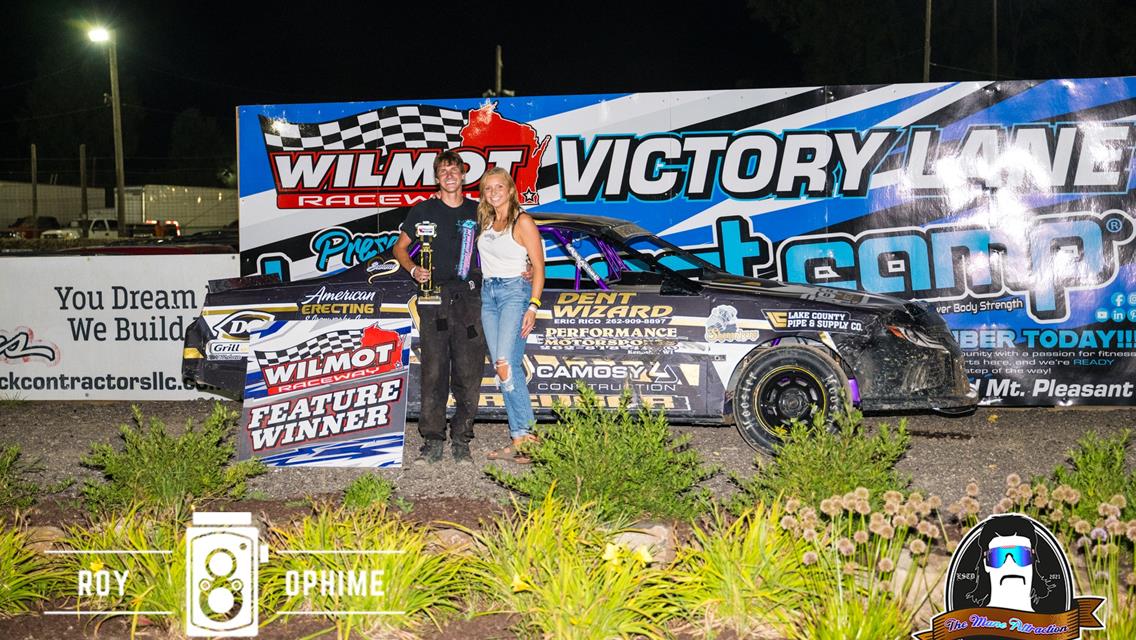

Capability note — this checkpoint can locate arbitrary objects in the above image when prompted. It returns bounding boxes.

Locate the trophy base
[417,295,442,305]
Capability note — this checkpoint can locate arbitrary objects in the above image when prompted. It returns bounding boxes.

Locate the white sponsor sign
[0,256,238,399]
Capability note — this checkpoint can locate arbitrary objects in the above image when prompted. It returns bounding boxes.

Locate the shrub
[463,490,676,639]
[342,473,395,511]
[994,464,1136,640]
[263,504,468,638]
[1049,429,1135,522]
[731,408,910,513]
[0,525,68,617]
[81,403,265,519]
[486,385,714,522]
[668,502,815,636]
[784,489,947,639]
[791,582,914,640]
[0,446,41,510]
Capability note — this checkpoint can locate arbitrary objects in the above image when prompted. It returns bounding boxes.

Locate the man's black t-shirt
[400,197,480,283]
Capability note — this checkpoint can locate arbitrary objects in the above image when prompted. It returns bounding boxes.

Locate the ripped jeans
[480,277,536,439]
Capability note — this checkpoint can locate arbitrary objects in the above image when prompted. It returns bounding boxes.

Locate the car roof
[528,212,651,240]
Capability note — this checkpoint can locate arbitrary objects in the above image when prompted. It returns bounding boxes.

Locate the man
[393,151,484,465]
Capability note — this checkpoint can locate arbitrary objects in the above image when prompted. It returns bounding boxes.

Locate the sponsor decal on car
[215,310,276,340]
[205,340,249,361]
[552,292,672,321]
[705,305,761,342]
[365,258,401,279]
[537,325,681,353]
[297,285,377,317]
[763,309,864,333]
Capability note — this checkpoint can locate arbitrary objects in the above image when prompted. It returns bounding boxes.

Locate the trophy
[415,221,441,305]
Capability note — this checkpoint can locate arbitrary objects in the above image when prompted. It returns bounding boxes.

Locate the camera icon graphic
[185,512,269,637]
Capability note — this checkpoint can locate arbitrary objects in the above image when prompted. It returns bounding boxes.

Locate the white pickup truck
[41,218,119,239]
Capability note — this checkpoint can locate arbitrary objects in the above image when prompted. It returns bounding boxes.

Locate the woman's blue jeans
[480,277,536,439]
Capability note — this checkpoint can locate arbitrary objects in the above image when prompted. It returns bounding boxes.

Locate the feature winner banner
[0,256,237,400]
[238,318,411,467]
[237,78,1136,406]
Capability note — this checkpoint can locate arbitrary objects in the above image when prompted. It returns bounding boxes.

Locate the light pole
[88,26,127,237]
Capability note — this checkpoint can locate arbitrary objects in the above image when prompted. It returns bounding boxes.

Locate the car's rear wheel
[732,345,850,453]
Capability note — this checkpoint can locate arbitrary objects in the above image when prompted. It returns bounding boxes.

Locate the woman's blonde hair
[476,167,522,232]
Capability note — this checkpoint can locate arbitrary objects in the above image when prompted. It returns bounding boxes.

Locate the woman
[477,167,545,464]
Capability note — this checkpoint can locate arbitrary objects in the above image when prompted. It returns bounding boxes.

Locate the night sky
[2,1,792,165]
[5,1,1136,185]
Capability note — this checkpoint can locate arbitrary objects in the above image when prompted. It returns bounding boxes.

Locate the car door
[521,228,715,419]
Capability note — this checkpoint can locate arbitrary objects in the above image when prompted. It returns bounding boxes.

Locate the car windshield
[619,234,721,279]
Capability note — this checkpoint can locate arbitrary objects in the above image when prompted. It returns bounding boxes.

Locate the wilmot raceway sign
[236,78,1136,407]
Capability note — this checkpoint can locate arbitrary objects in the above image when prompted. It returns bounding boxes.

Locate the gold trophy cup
[415,221,441,305]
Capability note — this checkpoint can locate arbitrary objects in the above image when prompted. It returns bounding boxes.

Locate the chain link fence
[0,180,237,234]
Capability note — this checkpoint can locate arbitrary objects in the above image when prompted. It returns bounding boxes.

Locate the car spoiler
[207,273,282,294]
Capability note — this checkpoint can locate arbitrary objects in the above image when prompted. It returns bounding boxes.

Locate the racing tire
[932,405,977,417]
[732,345,850,454]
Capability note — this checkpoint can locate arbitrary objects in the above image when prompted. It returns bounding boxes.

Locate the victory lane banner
[237,318,411,467]
[236,79,1136,407]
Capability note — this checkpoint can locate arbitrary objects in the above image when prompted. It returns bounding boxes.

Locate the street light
[88,25,126,237]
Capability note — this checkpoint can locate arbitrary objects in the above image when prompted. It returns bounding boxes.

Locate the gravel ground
[2,400,1135,513]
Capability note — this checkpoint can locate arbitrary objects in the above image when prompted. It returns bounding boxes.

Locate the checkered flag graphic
[255,328,364,367]
[260,105,468,151]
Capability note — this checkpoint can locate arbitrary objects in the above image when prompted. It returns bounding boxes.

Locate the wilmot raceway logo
[261,102,549,209]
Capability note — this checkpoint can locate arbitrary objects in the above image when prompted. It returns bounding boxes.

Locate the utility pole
[483,45,515,98]
[923,0,932,82]
[90,27,127,237]
[108,40,126,237]
[80,144,88,223]
[30,144,38,218]
[991,0,998,79]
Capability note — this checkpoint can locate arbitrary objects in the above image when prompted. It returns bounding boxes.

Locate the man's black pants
[417,285,485,444]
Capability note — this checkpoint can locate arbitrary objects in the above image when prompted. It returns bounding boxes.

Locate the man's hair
[433,150,465,177]
[964,514,1056,608]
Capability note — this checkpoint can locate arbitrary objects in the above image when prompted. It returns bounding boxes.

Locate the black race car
[182,212,976,452]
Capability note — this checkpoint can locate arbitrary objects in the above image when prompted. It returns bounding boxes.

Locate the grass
[1049,429,1135,522]
[0,524,69,617]
[342,473,395,511]
[60,506,195,635]
[0,446,41,510]
[263,504,469,639]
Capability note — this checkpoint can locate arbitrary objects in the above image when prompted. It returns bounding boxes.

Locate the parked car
[5,216,61,239]
[182,213,976,452]
[41,217,119,240]
[164,227,238,251]
[126,219,180,238]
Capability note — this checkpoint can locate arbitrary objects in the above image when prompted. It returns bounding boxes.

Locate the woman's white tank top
[478,224,530,278]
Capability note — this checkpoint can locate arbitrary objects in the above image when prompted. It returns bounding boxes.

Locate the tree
[166,108,233,187]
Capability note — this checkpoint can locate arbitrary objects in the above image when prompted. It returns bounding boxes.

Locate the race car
[182,212,976,452]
